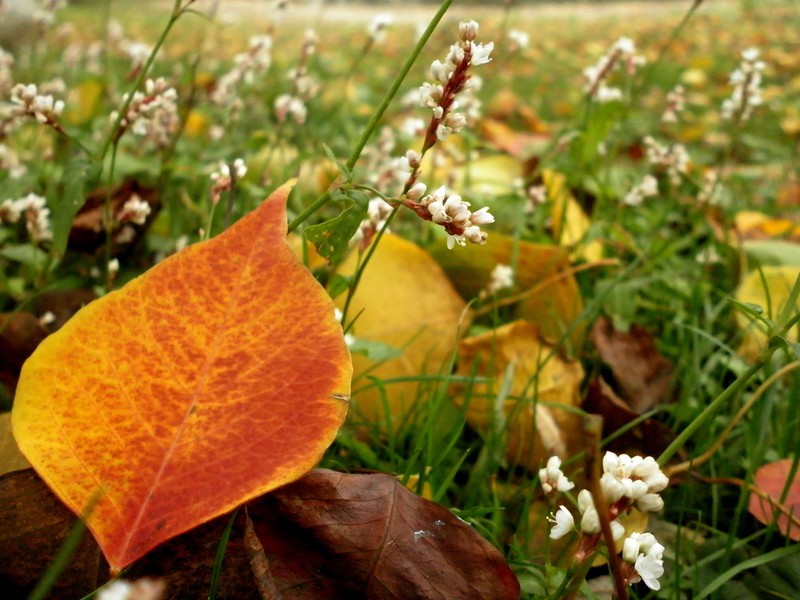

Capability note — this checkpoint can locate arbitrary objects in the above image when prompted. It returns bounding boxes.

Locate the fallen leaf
[582,378,675,459]
[430,233,585,351]
[0,313,48,396]
[452,321,584,472]
[32,289,97,332]
[735,266,800,362]
[0,413,30,476]
[336,233,467,430]
[68,179,159,254]
[749,459,800,541]
[0,469,260,599]
[590,317,674,412]
[246,469,521,599]
[544,170,604,263]
[0,469,105,598]
[735,210,800,243]
[12,182,352,569]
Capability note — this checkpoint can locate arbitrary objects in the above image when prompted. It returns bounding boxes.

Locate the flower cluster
[117,194,152,226]
[418,20,493,152]
[484,263,515,296]
[209,158,247,205]
[8,82,65,128]
[0,142,25,179]
[211,35,273,107]
[110,77,178,147]
[583,37,645,102]
[355,197,394,249]
[721,47,765,123]
[644,135,690,186]
[623,174,658,206]
[275,29,319,125]
[407,185,494,249]
[507,29,530,53]
[662,84,686,123]
[366,13,394,46]
[543,451,669,591]
[0,192,52,243]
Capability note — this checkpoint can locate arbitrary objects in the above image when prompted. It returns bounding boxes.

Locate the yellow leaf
[64,80,104,126]
[430,233,585,351]
[336,234,467,430]
[735,266,800,362]
[544,169,603,262]
[452,321,584,471]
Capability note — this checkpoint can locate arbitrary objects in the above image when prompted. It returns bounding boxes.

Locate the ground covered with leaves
[0,0,799,598]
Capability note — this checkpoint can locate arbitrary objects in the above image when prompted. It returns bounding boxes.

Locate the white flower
[470,41,494,66]
[367,13,393,44]
[487,263,515,295]
[507,29,529,51]
[623,532,665,590]
[118,194,151,225]
[539,456,575,494]
[600,452,669,507]
[548,505,575,540]
[459,20,479,42]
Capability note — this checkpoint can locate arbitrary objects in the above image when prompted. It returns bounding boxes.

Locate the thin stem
[287,0,455,233]
[98,0,189,161]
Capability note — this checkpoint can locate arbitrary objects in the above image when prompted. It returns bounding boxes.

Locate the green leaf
[304,190,368,266]
[51,157,102,257]
[0,244,49,269]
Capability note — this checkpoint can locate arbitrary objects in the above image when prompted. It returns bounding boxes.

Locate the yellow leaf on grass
[735,266,800,362]
[452,321,584,472]
[544,169,603,262]
[431,233,585,351]
[336,234,467,430]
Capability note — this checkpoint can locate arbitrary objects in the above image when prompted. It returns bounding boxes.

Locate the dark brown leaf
[591,317,674,412]
[0,313,48,397]
[69,179,159,254]
[583,378,675,458]
[0,469,259,599]
[32,289,97,331]
[247,469,520,600]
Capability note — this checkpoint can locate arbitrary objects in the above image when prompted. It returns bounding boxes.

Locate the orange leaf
[749,459,800,541]
[11,182,352,569]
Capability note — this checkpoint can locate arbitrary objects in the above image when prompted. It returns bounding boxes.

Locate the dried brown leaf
[590,317,674,412]
[246,469,520,600]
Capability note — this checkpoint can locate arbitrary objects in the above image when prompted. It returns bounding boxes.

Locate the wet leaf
[452,321,584,472]
[590,317,674,412]
[336,234,467,429]
[12,182,352,569]
[246,469,520,599]
[749,459,800,541]
[304,189,369,266]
